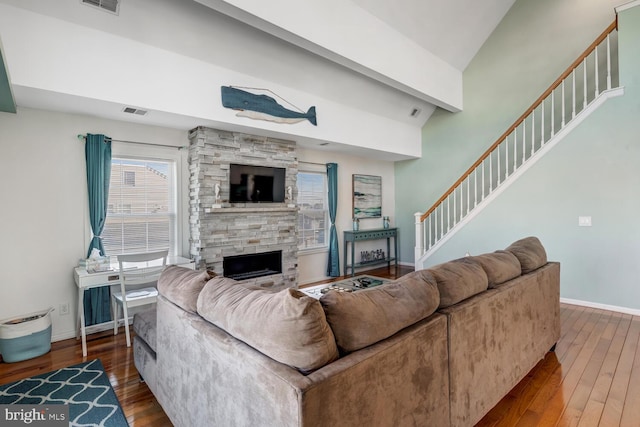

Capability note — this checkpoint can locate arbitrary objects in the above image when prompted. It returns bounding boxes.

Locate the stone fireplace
[188,127,298,289]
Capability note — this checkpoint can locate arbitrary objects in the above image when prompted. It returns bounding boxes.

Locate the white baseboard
[560,297,640,316]
[51,318,132,343]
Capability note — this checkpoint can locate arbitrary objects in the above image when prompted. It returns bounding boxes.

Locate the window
[297,171,328,250]
[102,157,177,257]
[123,170,136,186]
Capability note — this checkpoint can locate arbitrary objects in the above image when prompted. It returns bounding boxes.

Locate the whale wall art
[221,86,317,126]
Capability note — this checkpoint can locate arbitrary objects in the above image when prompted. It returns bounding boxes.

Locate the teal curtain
[84,134,112,325]
[326,163,340,277]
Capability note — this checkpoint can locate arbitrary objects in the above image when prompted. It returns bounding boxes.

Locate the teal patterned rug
[0,359,128,426]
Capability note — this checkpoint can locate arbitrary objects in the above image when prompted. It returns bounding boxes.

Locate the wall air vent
[81,0,120,15]
[122,107,147,116]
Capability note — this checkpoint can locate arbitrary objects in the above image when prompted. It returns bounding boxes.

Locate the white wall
[0,107,187,341]
[0,106,395,340]
[297,148,396,284]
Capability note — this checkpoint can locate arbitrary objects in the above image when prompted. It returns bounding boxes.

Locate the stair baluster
[415,20,621,266]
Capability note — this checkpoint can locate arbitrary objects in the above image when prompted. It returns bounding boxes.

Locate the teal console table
[343,228,398,277]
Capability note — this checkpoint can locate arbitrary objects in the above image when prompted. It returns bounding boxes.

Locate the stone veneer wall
[188,127,298,289]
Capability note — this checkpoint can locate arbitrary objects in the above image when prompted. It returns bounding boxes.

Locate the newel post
[414,212,423,266]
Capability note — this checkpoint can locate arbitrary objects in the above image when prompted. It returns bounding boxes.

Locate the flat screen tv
[229,164,286,203]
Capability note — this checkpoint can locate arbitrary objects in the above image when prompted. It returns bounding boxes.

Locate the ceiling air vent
[122,107,148,116]
[81,0,120,15]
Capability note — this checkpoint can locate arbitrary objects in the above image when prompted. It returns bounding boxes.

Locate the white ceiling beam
[0,2,424,160]
[195,0,463,112]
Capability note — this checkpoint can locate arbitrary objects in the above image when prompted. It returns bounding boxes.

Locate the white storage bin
[0,308,53,363]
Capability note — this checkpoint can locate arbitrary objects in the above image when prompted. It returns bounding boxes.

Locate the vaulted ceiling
[194,0,516,111]
[353,0,517,71]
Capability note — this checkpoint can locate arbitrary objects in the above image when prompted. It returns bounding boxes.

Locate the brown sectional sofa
[133,236,560,427]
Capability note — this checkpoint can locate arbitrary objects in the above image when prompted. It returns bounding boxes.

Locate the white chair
[112,250,168,347]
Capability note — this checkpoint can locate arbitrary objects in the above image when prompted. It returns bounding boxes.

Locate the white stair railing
[415,20,620,265]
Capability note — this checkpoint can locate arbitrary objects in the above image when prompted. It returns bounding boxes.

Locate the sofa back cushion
[469,250,521,288]
[157,266,214,314]
[197,277,339,374]
[428,258,488,308]
[505,236,547,273]
[319,270,440,354]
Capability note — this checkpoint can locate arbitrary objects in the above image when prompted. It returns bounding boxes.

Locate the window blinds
[102,158,176,257]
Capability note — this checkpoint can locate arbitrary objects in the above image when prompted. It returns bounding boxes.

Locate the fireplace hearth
[223,251,283,280]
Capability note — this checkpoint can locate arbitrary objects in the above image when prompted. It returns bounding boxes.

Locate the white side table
[73,256,195,357]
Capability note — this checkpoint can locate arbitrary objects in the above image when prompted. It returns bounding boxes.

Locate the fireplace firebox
[223,251,283,280]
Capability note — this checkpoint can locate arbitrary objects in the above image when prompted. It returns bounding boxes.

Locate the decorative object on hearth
[286,185,295,208]
[353,174,382,218]
[214,183,221,201]
[213,182,222,208]
[221,86,317,126]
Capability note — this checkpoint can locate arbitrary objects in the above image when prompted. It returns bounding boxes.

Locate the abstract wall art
[352,174,382,218]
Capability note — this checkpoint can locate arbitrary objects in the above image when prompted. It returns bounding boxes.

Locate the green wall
[395,2,640,311]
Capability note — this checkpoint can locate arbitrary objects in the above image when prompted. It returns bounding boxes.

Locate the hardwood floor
[0,328,169,426]
[1,267,637,426]
[476,304,640,427]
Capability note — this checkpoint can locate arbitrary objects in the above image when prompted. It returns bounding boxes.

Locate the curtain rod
[77,134,187,150]
[298,160,326,166]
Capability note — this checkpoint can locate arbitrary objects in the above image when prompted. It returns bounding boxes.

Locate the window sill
[298,247,329,256]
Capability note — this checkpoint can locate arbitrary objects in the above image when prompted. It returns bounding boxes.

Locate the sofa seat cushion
[505,236,547,273]
[133,336,157,393]
[469,251,521,288]
[320,270,440,354]
[158,266,214,313]
[133,308,157,353]
[428,258,489,308]
[196,277,339,374]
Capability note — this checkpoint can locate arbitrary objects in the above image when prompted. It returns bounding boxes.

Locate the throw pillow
[320,270,440,354]
[505,236,548,273]
[157,266,214,314]
[469,250,521,288]
[428,258,489,308]
[197,280,339,374]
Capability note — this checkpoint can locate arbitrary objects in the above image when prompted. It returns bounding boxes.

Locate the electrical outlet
[578,216,592,227]
[59,302,70,316]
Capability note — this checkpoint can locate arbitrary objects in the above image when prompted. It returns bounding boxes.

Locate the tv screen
[229,164,286,203]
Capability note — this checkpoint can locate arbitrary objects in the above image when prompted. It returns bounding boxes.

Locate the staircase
[414,20,623,267]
